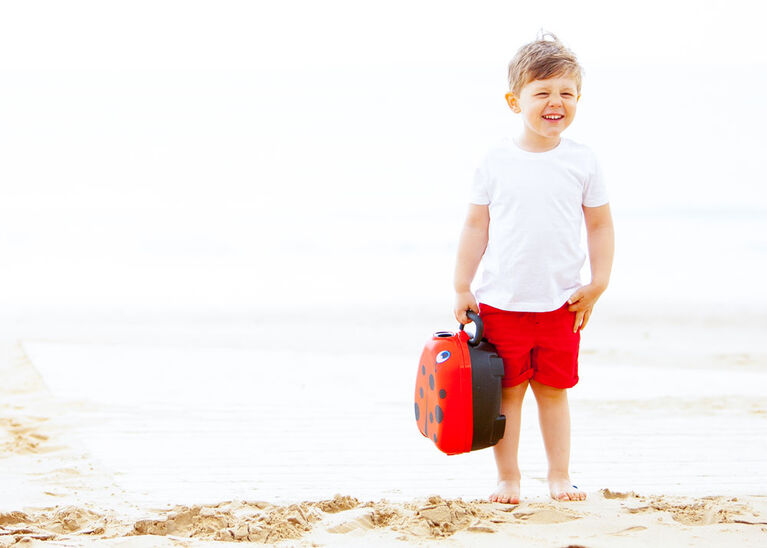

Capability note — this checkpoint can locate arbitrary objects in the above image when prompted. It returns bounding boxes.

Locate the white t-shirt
[469,137,609,312]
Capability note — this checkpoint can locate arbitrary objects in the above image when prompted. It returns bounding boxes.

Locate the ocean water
[0,203,764,319]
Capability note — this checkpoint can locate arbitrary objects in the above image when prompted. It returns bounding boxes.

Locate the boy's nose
[548,95,563,105]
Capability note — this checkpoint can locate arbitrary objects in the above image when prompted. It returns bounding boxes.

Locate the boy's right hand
[454,291,479,325]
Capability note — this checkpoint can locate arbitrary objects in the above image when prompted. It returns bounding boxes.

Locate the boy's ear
[505,92,521,113]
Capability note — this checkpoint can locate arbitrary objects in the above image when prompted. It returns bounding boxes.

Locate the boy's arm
[568,203,615,332]
[453,204,490,324]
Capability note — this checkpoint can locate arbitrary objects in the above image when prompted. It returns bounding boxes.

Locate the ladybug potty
[414,311,506,455]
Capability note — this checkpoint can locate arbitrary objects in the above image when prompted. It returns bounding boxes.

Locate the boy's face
[505,74,580,143]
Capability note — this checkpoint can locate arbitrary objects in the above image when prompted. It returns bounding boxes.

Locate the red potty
[414,311,506,455]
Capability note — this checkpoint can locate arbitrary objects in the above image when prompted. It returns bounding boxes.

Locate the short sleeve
[469,161,491,205]
[582,153,609,207]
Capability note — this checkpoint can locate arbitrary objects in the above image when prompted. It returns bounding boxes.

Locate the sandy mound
[129,494,361,543]
[1,492,766,546]
[132,501,322,544]
[643,495,763,526]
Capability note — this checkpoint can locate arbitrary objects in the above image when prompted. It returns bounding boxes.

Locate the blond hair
[507,31,583,96]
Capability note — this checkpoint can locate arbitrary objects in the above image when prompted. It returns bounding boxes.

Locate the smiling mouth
[542,114,564,120]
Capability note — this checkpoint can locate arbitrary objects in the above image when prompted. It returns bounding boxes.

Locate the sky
[0,1,765,311]
[0,1,761,70]
[1,1,764,207]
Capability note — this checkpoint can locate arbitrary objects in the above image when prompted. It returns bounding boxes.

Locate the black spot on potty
[422,365,426,376]
[429,374,435,390]
[433,434,437,443]
[414,402,420,421]
[439,389,446,399]
[429,412,433,423]
[420,387,424,398]
[435,405,443,423]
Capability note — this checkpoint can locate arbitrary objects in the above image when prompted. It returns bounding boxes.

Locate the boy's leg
[529,379,586,501]
[490,380,528,504]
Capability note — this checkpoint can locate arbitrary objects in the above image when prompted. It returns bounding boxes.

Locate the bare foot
[549,478,586,501]
[489,480,520,504]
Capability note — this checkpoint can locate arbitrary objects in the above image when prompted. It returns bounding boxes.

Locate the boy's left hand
[567,283,605,333]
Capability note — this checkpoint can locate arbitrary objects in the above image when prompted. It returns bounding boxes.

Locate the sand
[1,303,767,547]
[2,492,766,547]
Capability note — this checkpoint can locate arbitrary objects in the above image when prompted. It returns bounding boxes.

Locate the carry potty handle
[459,310,483,346]
[460,310,507,451]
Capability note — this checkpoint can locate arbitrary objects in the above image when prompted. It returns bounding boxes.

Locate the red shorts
[479,302,580,389]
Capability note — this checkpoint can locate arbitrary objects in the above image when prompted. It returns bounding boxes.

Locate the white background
[1,0,765,315]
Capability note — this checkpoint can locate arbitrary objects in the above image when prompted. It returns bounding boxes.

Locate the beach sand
[1,302,766,547]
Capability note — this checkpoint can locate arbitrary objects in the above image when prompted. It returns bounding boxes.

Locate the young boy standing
[453,33,614,503]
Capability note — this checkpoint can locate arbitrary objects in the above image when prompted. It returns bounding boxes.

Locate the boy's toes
[550,481,586,502]
[567,486,586,501]
[489,480,520,505]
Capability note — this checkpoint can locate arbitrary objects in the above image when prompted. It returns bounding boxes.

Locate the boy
[453,32,614,503]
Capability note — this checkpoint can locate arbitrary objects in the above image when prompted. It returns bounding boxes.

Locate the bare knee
[529,380,567,402]
[501,380,528,403]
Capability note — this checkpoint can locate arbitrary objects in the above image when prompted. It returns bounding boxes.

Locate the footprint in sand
[326,512,376,534]
[512,508,580,524]
[0,416,53,454]
[326,505,405,535]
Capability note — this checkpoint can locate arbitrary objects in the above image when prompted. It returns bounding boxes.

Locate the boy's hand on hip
[454,291,479,325]
[567,283,605,333]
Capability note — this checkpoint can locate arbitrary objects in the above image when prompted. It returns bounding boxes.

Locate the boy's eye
[535,93,548,97]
